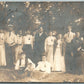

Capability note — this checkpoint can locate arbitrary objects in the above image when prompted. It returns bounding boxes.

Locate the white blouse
[64,32,75,43]
[0,33,5,44]
[16,34,23,44]
[6,32,17,45]
[45,36,56,52]
[23,35,33,45]
[35,61,51,73]
[45,36,56,46]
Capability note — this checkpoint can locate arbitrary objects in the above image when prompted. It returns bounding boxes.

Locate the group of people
[0,26,84,75]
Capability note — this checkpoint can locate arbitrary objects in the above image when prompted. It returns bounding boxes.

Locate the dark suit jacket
[34,32,47,55]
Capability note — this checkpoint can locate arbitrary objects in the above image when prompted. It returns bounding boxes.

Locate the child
[20,53,26,68]
[15,53,26,70]
[25,58,35,71]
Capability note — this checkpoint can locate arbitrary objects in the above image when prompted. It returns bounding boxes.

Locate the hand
[77,47,81,51]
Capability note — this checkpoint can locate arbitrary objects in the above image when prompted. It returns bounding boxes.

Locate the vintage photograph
[0,2,84,82]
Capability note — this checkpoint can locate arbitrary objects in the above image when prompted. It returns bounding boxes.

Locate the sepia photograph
[0,1,84,82]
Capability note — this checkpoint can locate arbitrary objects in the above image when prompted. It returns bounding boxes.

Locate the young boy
[25,58,35,71]
[15,53,26,70]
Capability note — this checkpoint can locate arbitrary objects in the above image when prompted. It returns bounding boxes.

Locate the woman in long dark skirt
[23,30,34,66]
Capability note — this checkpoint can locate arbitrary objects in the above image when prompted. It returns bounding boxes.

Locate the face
[68,26,72,32]
[33,32,36,36]
[42,56,46,61]
[53,31,56,36]
[49,32,53,36]
[19,30,22,35]
[40,27,43,33]
[27,30,30,34]
[58,34,62,39]
[76,32,80,38]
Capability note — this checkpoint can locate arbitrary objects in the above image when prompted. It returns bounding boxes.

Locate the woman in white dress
[53,34,65,72]
[45,32,56,68]
[0,29,6,66]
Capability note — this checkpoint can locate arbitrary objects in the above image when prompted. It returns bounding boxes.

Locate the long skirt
[23,44,33,61]
[53,47,65,72]
[5,44,15,68]
[0,44,6,66]
[46,45,54,67]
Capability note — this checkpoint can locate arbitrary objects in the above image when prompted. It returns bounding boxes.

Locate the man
[64,26,75,43]
[5,28,17,68]
[34,27,47,63]
[72,32,82,73]
[64,26,75,72]
[72,32,82,56]
[74,38,84,74]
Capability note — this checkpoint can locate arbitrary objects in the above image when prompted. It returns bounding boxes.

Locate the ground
[0,69,84,82]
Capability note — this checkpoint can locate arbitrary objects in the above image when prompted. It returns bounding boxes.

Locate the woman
[0,29,6,66]
[23,30,34,64]
[45,31,56,68]
[53,34,65,72]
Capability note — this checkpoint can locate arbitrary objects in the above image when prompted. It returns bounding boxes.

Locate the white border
[0,0,84,2]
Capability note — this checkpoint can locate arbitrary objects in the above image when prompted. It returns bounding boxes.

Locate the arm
[34,62,41,71]
[31,36,34,49]
[77,46,81,51]
[62,39,66,56]
[45,38,47,52]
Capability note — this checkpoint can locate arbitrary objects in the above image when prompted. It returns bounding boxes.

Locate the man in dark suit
[72,32,82,74]
[34,27,47,64]
[77,40,84,74]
